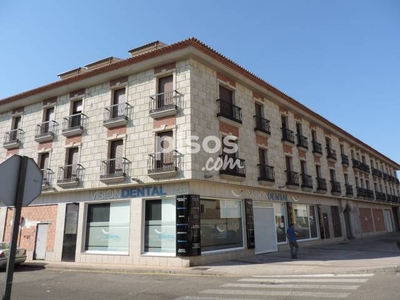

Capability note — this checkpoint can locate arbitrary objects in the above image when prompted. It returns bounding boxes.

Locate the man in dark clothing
[286,223,299,259]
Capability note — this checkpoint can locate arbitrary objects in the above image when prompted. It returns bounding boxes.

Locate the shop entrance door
[254,205,277,254]
[34,224,48,260]
[392,207,400,232]
[343,205,353,239]
[383,209,394,233]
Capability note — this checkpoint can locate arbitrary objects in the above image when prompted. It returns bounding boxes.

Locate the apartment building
[0,38,399,267]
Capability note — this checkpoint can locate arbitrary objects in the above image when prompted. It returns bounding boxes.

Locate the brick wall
[359,208,374,233]
[3,205,58,252]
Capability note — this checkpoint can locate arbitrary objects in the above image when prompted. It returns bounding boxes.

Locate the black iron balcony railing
[218,154,246,177]
[100,157,128,179]
[372,167,381,178]
[301,174,313,189]
[393,196,399,203]
[366,189,374,199]
[285,171,299,186]
[356,187,374,199]
[62,113,84,132]
[341,154,349,166]
[297,134,308,149]
[35,121,56,137]
[104,103,129,123]
[254,116,271,135]
[331,181,342,194]
[57,164,82,184]
[396,178,400,185]
[281,128,295,144]
[149,90,181,114]
[345,184,353,196]
[375,191,386,201]
[216,99,242,124]
[312,141,323,155]
[352,159,361,170]
[359,162,370,173]
[386,194,393,202]
[326,148,337,161]
[317,177,327,191]
[148,151,178,174]
[3,129,23,146]
[258,164,275,182]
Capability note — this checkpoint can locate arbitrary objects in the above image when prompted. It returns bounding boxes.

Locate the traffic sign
[0,155,43,207]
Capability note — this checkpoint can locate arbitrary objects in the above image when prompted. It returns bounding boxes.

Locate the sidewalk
[21,233,400,277]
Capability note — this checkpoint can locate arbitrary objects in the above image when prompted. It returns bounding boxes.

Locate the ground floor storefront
[0,181,398,267]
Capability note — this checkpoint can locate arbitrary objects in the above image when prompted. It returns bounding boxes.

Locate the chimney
[128,41,167,57]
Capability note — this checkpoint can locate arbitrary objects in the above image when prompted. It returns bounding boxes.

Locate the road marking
[201,289,350,298]
[223,283,360,290]
[252,273,375,278]
[240,278,369,283]
[177,297,268,300]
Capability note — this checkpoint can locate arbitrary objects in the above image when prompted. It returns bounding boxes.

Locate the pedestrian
[286,223,299,259]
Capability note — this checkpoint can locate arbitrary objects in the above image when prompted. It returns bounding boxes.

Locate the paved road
[1,268,399,300]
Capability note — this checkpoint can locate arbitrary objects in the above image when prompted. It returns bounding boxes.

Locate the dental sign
[91,185,166,201]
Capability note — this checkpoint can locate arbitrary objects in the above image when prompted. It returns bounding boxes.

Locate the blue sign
[91,185,167,200]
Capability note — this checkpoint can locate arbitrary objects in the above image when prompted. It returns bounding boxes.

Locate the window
[85,202,130,253]
[65,147,79,180]
[274,203,286,243]
[43,107,55,133]
[144,199,175,253]
[340,144,345,155]
[111,88,126,118]
[156,131,174,170]
[296,123,302,136]
[330,169,336,182]
[300,160,307,175]
[291,204,318,240]
[10,116,21,141]
[109,139,124,175]
[326,137,331,149]
[218,85,234,119]
[316,165,322,178]
[200,199,243,251]
[311,130,317,142]
[255,102,263,119]
[70,99,82,128]
[344,173,349,185]
[38,152,50,181]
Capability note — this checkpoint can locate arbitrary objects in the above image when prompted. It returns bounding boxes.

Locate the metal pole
[3,156,28,300]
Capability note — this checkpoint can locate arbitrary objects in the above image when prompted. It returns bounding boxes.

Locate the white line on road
[223,283,360,290]
[252,274,375,278]
[201,289,350,298]
[240,278,369,283]
[177,297,272,300]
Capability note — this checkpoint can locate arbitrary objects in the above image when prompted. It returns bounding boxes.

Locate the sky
[0,0,399,168]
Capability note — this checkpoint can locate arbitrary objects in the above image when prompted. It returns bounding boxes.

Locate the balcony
[356,187,374,200]
[281,128,295,146]
[100,157,128,183]
[375,191,386,202]
[216,99,242,125]
[331,181,342,196]
[3,129,23,149]
[301,174,313,192]
[34,121,56,143]
[359,162,370,174]
[341,154,350,167]
[285,171,299,190]
[57,164,82,188]
[326,148,337,162]
[316,177,327,193]
[258,164,275,185]
[41,168,53,190]
[103,103,130,128]
[148,151,179,179]
[149,90,181,118]
[386,194,393,203]
[254,116,271,137]
[372,167,382,178]
[218,155,246,181]
[393,196,400,204]
[345,184,353,196]
[312,141,323,157]
[62,113,84,137]
[296,134,308,151]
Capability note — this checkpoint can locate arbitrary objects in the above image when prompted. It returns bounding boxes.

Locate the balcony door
[158,75,173,108]
[62,203,79,262]
[112,88,125,118]
[71,100,82,128]
[110,140,123,174]
[219,85,233,117]
[258,148,267,178]
[44,107,55,133]
[10,116,21,141]
[156,131,173,170]
[66,148,79,180]
[39,152,50,182]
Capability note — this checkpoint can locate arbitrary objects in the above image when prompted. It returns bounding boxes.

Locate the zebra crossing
[176,273,375,300]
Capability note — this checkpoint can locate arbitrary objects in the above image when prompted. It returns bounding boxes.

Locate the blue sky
[1,0,399,167]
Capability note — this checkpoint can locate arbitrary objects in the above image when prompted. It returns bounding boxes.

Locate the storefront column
[54,203,66,261]
[0,207,7,241]
[75,202,86,262]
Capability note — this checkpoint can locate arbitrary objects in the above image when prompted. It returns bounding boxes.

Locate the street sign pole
[2,156,28,300]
